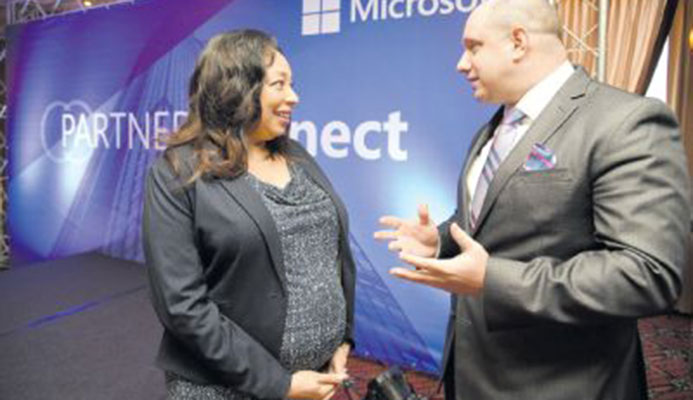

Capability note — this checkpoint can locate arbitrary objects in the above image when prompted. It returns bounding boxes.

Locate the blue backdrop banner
[7,0,494,373]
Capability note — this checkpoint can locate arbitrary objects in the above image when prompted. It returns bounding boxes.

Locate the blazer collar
[218,175,288,293]
[468,67,591,235]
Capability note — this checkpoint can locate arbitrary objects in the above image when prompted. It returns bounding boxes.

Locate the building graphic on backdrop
[349,234,439,371]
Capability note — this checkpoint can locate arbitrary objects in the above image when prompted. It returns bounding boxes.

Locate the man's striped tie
[470,108,526,229]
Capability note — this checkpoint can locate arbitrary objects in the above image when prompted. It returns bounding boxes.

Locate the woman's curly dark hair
[165,29,289,183]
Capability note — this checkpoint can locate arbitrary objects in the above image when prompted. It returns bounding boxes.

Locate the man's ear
[510,25,529,61]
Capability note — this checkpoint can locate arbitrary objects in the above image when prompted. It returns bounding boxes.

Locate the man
[375,0,691,399]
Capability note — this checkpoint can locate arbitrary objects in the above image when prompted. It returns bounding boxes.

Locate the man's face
[456,9,514,104]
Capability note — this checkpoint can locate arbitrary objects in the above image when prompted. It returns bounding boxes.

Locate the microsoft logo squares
[302,0,341,35]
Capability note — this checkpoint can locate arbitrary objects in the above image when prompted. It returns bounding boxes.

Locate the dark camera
[362,366,427,400]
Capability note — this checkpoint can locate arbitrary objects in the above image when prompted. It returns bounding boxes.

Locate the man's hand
[390,223,488,295]
[374,204,440,258]
[287,371,347,400]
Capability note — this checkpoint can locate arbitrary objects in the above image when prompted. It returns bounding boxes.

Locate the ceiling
[1,0,130,36]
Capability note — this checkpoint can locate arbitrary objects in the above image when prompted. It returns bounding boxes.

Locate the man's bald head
[457,0,567,105]
[473,0,561,38]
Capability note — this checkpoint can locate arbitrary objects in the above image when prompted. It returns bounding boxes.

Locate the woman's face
[250,51,299,143]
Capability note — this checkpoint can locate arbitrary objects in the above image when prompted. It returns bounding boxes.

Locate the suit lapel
[218,177,288,293]
[471,68,591,234]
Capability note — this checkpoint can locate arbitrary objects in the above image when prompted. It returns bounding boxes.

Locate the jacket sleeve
[483,99,691,331]
[142,160,291,399]
[438,211,463,259]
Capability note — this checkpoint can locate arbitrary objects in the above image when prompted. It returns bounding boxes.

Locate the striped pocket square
[523,143,556,171]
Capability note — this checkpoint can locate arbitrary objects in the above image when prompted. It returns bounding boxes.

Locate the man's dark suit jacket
[439,68,691,399]
[142,140,356,399]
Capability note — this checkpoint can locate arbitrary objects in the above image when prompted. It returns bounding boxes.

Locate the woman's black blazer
[142,140,356,399]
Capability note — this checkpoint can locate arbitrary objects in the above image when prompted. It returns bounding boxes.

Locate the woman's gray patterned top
[245,161,346,372]
[165,162,347,400]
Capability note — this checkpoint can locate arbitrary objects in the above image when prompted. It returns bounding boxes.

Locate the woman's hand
[287,370,347,400]
[327,343,351,375]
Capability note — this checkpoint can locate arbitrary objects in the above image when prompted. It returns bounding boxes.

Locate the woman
[143,30,355,400]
